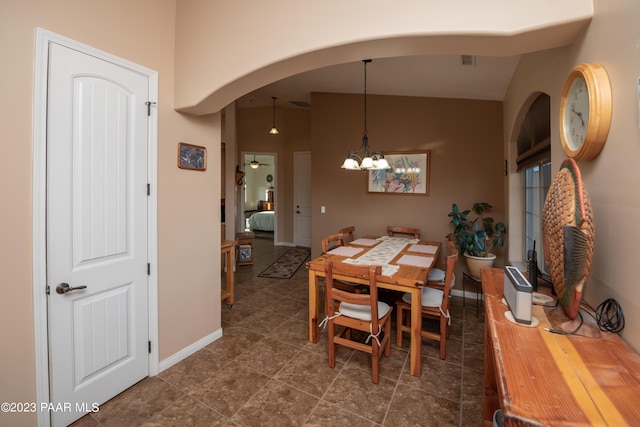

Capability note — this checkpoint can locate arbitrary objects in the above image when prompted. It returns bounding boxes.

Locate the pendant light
[341,59,390,170]
[269,96,279,135]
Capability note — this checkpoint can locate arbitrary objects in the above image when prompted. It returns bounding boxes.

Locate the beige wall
[174,0,591,114]
[0,2,221,425]
[504,0,640,350]
[237,107,311,244]
[237,94,506,283]
[310,93,505,270]
[158,111,221,358]
[4,0,640,425]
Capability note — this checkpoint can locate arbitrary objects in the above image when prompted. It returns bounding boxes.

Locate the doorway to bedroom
[242,152,276,241]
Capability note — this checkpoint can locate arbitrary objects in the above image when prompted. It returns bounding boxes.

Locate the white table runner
[376,235,420,244]
[341,236,431,276]
[342,259,400,277]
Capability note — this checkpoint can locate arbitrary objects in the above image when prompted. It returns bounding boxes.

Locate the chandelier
[341,59,390,170]
[269,96,279,135]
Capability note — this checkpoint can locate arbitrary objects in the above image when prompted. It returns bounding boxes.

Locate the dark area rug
[258,247,310,279]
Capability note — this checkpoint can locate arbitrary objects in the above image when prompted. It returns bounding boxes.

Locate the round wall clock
[559,63,612,161]
[266,174,273,183]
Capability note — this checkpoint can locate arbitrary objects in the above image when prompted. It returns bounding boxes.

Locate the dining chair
[339,226,356,244]
[426,237,456,290]
[322,258,392,384]
[321,233,344,253]
[321,232,367,294]
[395,242,458,359]
[387,226,420,239]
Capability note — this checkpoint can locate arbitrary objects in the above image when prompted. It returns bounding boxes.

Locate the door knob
[56,283,87,294]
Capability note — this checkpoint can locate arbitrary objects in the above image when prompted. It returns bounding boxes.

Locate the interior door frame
[32,28,159,427]
[239,151,277,240]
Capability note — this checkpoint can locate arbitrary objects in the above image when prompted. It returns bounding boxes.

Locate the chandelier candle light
[341,59,390,171]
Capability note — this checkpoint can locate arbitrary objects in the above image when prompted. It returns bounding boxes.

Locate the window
[523,163,551,272]
[516,93,551,272]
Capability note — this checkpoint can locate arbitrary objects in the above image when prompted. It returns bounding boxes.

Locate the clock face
[559,63,612,161]
[563,76,590,151]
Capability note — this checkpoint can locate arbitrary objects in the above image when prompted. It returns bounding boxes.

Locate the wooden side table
[220,240,235,307]
[236,231,255,266]
[482,267,640,426]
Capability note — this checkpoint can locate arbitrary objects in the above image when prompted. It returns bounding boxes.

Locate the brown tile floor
[73,235,485,426]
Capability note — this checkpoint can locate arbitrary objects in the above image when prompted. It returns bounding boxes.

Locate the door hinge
[46,285,50,295]
[147,183,150,196]
[147,263,151,275]
[145,101,156,116]
[148,341,151,354]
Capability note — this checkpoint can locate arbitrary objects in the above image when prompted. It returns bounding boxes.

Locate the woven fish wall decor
[542,158,595,320]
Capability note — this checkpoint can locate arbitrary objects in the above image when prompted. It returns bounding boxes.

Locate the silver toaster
[503,266,533,324]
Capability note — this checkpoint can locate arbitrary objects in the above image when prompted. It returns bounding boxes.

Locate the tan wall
[0,2,221,425]
[236,95,503,261]
[238,94,505,291]
[4,0,640,425]
[174,0,591,114]
[158,112,221,358]
[504,0,640,350]
[310,93,505,275]
[237,107,311,244]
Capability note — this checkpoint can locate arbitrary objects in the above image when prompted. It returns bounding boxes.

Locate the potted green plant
[447,202,507,277]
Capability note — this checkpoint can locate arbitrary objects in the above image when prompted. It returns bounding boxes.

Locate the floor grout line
[74,237,485,426]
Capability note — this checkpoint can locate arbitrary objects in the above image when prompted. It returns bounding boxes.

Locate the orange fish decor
[542,158,595,320]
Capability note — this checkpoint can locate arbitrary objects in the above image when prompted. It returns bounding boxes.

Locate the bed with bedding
[247,211,275,231]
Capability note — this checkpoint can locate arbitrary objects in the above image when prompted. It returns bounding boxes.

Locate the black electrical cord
[549,298,625,336]
[544,302,584,335]
[594,298,625,333]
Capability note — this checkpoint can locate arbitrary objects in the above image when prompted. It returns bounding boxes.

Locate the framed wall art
[177,142,207,171]
[367,150,430,195]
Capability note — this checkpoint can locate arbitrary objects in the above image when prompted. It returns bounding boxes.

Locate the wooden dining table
[306,235,442,377]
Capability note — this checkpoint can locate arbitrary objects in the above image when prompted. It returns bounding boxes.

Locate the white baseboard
[158,328,223,373]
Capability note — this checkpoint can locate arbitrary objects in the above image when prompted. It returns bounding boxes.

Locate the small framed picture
[367,150,430,195]
[177,142,207,171]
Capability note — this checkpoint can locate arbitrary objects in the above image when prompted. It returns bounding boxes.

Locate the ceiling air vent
[460,55,476,67]
[289,100,311,108]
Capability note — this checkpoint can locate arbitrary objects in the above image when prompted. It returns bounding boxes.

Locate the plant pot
[464,253,496,278]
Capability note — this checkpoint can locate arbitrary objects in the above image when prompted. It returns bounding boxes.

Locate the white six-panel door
[294,151,312,247]
[46,42,150,427]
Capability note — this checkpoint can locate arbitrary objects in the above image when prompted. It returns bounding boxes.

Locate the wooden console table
[482,267,640,426]
[221,240,235,307]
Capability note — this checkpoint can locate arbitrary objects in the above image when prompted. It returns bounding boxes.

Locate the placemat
[408,244,438,254]
[327,246,364,257]
[396,254,434,268]
[349,238,380,247]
